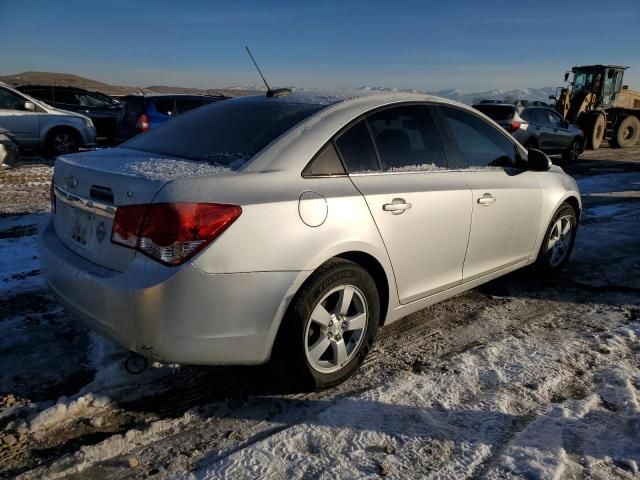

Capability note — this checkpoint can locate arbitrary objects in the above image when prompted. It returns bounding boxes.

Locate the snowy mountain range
[357,86,556,105]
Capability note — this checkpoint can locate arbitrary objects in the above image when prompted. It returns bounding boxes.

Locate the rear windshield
[473,105,516,121]
[122,98,325,167]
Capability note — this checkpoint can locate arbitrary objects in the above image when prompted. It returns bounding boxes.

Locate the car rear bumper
[39,218,299,365]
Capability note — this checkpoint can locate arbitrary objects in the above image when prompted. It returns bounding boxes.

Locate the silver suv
[473,101,584,162]
[0,82,96,156]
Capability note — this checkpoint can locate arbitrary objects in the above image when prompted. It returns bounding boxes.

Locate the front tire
[45,128,81,156]
[584,114,605,150]
[562,138,581,163]
[278,259,380,389]
[535,203,578,273]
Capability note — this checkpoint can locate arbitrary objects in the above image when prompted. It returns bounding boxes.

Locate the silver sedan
[39,91,581,388]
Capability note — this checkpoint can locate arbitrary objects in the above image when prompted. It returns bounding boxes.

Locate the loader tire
[584,114,605,150]
[611,115,640,148]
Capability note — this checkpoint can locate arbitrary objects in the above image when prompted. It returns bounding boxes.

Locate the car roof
[238,89,478,172]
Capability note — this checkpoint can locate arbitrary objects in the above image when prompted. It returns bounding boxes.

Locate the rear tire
[584,114,605,150]
[611,115,640,148]
[562,138,581,163]
[535,203,578,274]
[45,128,81,157]
[277,259,380,389]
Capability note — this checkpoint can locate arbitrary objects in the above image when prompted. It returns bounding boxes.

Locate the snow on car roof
[246,88,442,107]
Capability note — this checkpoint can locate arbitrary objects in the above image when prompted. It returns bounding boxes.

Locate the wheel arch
[563,195,581,220]
[265,247,396,362]
[334,251,391,327]
[43,124,82,145]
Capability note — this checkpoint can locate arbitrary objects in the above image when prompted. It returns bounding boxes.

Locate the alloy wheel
[547,215,573,267]
[53,132,78,154]
[304,285,368,373]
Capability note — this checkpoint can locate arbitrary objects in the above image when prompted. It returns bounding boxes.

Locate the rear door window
[367,105,447,172]
[439,106,517,169]
[334,121,380,173]
[545,110,564,126]
[53,90,80,105]
[532,109,547,124]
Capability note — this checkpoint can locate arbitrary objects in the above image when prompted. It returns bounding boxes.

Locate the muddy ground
[0,147,639,479]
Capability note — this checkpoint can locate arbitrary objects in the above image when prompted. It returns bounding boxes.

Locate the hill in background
[0,71,555,104]
[0,71,261,97]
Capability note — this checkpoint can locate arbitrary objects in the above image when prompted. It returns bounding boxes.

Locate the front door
[334,106,472,304]
[436,105,543,281]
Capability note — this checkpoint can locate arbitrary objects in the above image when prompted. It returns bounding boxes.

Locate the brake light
[50,182,56,213]
[135,114,150,132]
[508,122,522,132]
[111,203,242,265]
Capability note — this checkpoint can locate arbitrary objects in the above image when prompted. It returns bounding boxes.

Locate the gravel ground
[0,146,639,479]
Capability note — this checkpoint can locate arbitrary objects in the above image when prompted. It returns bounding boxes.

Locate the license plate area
[71,209,96,250]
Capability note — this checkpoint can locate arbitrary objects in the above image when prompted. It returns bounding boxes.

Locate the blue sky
[2,0,639,91]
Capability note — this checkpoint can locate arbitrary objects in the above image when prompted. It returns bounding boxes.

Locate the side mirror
[527,148,552,171]
[23,101,36,112]
[564,72,570,82]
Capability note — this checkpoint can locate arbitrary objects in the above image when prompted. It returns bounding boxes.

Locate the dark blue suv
[114,94,226,143]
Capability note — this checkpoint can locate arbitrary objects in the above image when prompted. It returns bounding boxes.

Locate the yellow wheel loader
[550,65,640,149]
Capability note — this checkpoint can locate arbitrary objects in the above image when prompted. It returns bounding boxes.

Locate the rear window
[472,105,516,121]
[122,98,325,167]
[153,98,175,116]
[175,98,205,114]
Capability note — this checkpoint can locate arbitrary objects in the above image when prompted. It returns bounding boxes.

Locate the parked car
[114,94,226,143]
[472,101,584,162]
[0,83,96,155]
[40,91,581,388]
[0,127,19,168]
[16,85,122,143]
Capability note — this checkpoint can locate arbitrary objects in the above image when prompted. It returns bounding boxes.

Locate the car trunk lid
[51,148,234,271]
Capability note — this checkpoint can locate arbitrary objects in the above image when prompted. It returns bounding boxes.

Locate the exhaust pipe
[124,353,149,374]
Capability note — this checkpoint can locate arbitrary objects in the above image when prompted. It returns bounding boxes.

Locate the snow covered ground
[0,150,639,479]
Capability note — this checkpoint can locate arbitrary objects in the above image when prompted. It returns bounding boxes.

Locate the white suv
[0,82,96,155]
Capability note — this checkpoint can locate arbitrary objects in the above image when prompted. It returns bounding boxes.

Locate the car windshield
[122,98,325,167]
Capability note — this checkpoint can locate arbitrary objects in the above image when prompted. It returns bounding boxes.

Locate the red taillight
[135,114,150,132]
[508,122,522,132]
[111,203,242,265]
[50,182,56,213]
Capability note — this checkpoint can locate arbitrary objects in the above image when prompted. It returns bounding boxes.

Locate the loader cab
[571,65,627,108]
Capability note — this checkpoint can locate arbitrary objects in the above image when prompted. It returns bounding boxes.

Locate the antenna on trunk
[245,46,291,97]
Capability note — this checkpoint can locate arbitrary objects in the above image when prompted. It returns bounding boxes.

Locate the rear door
[436,105,542,281]
[0,87,40,145]
[337,105,472,304]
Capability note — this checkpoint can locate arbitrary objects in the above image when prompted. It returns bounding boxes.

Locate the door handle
[383,198,412,215]
[477,193,496,205]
